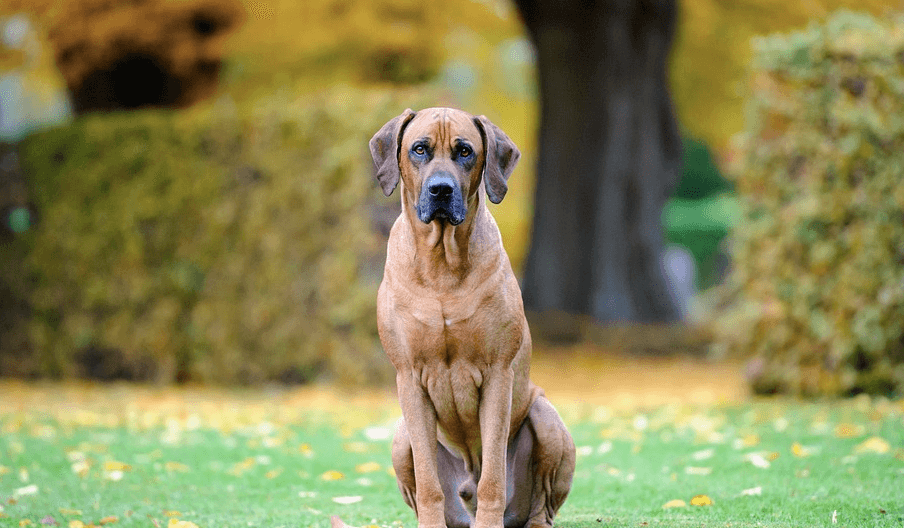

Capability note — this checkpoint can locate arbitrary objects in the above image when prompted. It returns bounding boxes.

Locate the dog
[370,108,575,528]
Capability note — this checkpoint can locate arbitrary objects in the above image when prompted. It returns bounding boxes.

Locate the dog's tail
[330,516,356,528]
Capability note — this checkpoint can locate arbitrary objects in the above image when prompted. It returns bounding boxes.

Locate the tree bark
[515,0,682,323]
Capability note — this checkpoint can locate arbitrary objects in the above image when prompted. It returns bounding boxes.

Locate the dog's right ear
[369,108,416,196]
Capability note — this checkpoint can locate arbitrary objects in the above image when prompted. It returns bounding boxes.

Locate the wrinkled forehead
[402,108,483,148]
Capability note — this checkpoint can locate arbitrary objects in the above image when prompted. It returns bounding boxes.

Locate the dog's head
[370,107,520,225]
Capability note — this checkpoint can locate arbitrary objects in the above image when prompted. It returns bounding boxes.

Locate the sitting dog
[370,108,575,528]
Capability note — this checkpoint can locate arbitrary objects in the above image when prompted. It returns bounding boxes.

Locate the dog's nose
[426,174,456,199]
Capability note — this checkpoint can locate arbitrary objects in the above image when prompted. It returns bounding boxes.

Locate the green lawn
[0,384,901,528]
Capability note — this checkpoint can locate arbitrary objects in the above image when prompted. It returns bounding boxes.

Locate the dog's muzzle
[416,173,466,225]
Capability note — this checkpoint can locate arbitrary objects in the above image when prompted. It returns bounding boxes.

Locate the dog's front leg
[475,365,513,528]
[397,372,446,528]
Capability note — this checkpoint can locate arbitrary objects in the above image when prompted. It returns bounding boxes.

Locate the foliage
[5,89,412,385]
[714,11,904,396]
[0,382,901,527]
[670,0,894,150]
[1,0,245,110]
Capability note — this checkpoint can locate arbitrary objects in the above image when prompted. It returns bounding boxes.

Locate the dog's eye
[458,146,472,158]
[413,144,426,155]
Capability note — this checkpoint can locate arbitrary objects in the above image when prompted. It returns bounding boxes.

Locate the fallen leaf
[355,462,381,473]
[332,496,363,505]
[71,461,90,477]
[321,470,345,481]
[68,521,84,528]
[168,520,199,528]
[834,423,864,438]
[97,516,118,525]
[691,494,714,506]
[265,468,283,479]
[343,442,369,453]
[59,510,82,517]
[854,437,890,455]
[164,462,189,472]
[662,499,686,509]
[103,461,131,472]
[20,520,33,527]
[691,448,715,461]
[791,442,811,458]
[163,511,181,517]
[363,426,392,441]
[14,485,39,497]
[744,453,770,469]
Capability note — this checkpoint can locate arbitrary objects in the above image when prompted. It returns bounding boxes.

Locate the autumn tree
[514,0,683,324]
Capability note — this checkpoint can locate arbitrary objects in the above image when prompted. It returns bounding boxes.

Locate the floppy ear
[473,115,520,204]
[369,108,416,196]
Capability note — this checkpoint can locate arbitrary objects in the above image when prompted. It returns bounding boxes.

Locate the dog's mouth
[417,203,466,226]
[416,173,467,226]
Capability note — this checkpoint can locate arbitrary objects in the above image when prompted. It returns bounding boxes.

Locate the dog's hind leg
[523,396,575,528]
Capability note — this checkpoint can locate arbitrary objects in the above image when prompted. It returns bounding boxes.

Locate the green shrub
[5,89,408,385]
[714,11,904,396]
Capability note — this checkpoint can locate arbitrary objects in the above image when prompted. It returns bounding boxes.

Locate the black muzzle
[416,173,466,225]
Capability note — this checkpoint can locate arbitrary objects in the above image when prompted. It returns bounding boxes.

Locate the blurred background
[0,0,902,400]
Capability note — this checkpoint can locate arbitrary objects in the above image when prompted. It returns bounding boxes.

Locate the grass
[0,365,902,528]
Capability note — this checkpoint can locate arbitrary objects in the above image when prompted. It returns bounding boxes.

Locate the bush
[714,11,904,396]
[3,89,408,385]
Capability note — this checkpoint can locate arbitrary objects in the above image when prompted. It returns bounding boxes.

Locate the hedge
[0,89,411,385]
[714,11,904,396]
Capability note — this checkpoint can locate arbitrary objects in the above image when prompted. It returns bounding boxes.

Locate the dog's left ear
[370,108,417,196]
[473,115,520,204]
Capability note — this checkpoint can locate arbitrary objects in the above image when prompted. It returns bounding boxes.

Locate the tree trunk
[515,0,682,323]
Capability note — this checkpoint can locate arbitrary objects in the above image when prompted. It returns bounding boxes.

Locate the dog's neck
[401,190,497,287]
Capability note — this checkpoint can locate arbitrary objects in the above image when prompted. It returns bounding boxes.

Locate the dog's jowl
[370,108,575,528]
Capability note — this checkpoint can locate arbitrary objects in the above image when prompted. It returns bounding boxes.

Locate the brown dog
[370,108,575,528]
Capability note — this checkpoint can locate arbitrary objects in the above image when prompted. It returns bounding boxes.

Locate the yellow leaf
[68,521,85,528]
[59,509,83,516]
[19,520,32,527]
[168,519,200,528]
[265,468,283,479]
[791,442,811,457]
[71,461,90,477]
[834,423,864,438]
[343,442,368,453]
[854,436,891,455]
[355,462,381,473]
[164,462,189,472]
[0,465,10,475]
[767,451,780,461]
[662,499,687,509]
[163,511,181,517]
[691,494,714,506]
[742,434,760,447]
[103,461,131,472]
[299,444,314,457]
[321,470,345,481]
[98,516,119,524]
